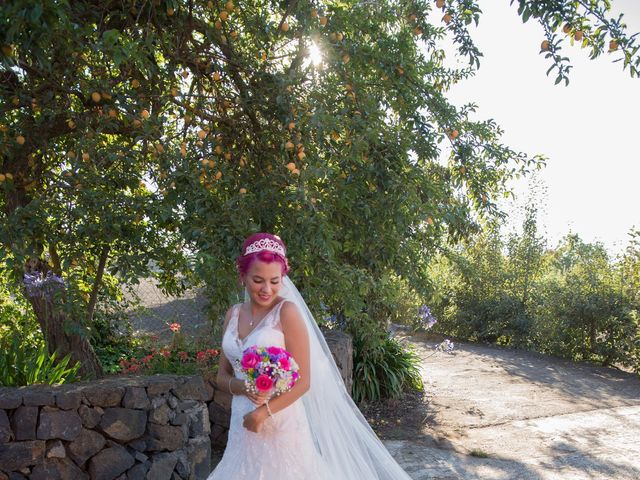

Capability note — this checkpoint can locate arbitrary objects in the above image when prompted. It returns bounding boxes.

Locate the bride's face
[243,259,283,307]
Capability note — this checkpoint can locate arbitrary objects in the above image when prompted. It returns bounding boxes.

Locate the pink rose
[255,374,274,392]
[279,357,290,370]
[266,346,283,356]
[241,351,260,369]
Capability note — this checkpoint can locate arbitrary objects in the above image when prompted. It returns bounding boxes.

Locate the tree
[1,0,638,377]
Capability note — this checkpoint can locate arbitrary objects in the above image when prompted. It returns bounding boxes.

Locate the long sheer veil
[276,276,414,479]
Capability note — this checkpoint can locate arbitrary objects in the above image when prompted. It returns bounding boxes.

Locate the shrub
[0,334,80,386]
[351,320,423,404]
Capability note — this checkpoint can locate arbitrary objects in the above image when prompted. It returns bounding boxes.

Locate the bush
[351,319,423,404]
[117,323,220,376]
[0,333,81,386]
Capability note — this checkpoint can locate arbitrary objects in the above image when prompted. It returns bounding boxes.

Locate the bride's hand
[243,406,268,433]
[245,388,272,406]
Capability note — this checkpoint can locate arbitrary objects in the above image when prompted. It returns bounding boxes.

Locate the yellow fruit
[67,151,75,159]
[443,13,452,24]
[132,119,142,128]
[427,217,434,225]
[91,91,101,103]
[288,122,296,131]
[141,109,150,119]
[215,20,222,29]
[319,16,328,26]
[132,79,140,88]
[16,135,25,145]
[156,143,165,153]
[5,173,13,180]
[609,39,619,51]
[409,13,417,22]
[230,30,238,38]
[220,11,228,21]
[459,166,466,174]
[213,72,221,82]
[224,152,231,160]
[292,168,300,175]
[225,1,234,12]
[448,129,459,139]
[414,27,423,35]
[198,130,207,139]
[297,151,306,160]
[214,145,223,155]
[574,30,583,41]
[11,97,19,106]
[286,162,296,171]
[239,187,247,194]
[167,7,174,16]
[395,66,404,75]
[182,70,189,79]
[170,87,178,97]
[215,171,222,180]
[0,174,5,182]
[342,54,350,64]
[208,159,216,168]
[102,92,111,100]
[1,45,13,57]
[82,152,90,161]
[311,9,318,18]
[108,109,117,118]
[281,22,290,32]
[563,23,571,34]
[436,0,445,8]
[285,141,295,150]
[541,40,550,51]
[67,119,76,129]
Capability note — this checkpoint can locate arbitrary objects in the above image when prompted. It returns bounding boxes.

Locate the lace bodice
[221,299,287,374]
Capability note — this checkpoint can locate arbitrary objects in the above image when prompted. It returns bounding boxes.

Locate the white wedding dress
[207,299,332,480]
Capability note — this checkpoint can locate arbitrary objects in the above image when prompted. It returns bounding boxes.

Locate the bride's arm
[243,301,310,430]
[216,307,237,394]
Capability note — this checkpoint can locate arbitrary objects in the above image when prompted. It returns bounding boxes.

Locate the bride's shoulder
[222,303,241,331]
[278,300,302,323]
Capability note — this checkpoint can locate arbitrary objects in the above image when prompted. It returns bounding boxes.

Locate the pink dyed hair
[236,233,290,276]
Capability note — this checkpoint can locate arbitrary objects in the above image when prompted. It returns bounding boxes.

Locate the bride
[208,233,414,479]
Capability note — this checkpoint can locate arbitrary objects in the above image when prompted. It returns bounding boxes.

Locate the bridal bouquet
[237,345,300,395]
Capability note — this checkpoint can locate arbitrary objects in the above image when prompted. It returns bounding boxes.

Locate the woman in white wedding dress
[208,233,415,480]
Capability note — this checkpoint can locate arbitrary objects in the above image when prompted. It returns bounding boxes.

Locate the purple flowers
[419,305,437,329]
[23,271,66,299]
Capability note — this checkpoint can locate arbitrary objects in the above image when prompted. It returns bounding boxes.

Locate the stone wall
[0,330,352,480]
[0,376,213,480]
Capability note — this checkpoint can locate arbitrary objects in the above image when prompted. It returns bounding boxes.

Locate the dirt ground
[371,332,640,480]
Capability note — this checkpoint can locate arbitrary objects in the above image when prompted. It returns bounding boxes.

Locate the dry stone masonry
[0,375,216,480]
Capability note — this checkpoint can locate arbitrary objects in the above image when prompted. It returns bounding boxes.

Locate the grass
[468,448,490,458]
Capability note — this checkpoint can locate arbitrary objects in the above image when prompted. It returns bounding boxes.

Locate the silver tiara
[243,238,286,257]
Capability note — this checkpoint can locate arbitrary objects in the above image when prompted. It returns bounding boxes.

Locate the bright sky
[444,0,640,255]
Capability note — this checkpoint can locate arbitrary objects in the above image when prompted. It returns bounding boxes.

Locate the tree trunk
[28,295,103,379]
